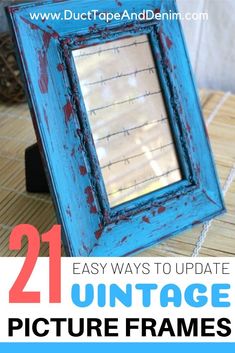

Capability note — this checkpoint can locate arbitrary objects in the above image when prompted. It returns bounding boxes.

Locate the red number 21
[9,224,61,304]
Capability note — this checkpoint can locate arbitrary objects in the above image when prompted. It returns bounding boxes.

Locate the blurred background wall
[177,0,235,93]
[0,0,234,93]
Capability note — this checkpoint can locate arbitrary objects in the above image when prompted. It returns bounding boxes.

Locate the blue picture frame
[7,0,225,256]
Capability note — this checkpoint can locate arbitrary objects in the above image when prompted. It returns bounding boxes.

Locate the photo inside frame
[73,34,182,208]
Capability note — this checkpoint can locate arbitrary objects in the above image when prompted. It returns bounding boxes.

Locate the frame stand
[25,143,49,193]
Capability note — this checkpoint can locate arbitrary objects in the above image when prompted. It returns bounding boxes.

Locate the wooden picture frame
[7,0,225,256]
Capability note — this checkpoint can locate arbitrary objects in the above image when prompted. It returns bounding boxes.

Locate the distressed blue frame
[7,0,225,256]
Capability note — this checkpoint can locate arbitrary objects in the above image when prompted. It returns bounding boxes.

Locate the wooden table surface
[0,90,234,257]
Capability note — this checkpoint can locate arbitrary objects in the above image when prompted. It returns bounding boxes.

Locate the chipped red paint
[38,50,48,93]
[158,206,166,214]
[20,16,39,30]
[43,107,49,132]
[164,57,173,71]
[63,38,71,45]
[51,31,59,39]
[166,36,173,49]
[95,230,102,240]
[43,31,52,50]
[85,186,94,204]
[63,99,73,124]
[154,8,160,14]
[158,29,174,71]
[45,25,60,38]
[75,35,87,44]
[7,6,18,14]
[95,223,103,240]
[79,165,87,176]
[117,215,130,221]
[125,23,134,29]
[85,186,97,214]
[90,205,98,214]
[42,31,59,53]
[158,27,166,53]
[57,63,64,71]
[142,216,150,224]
